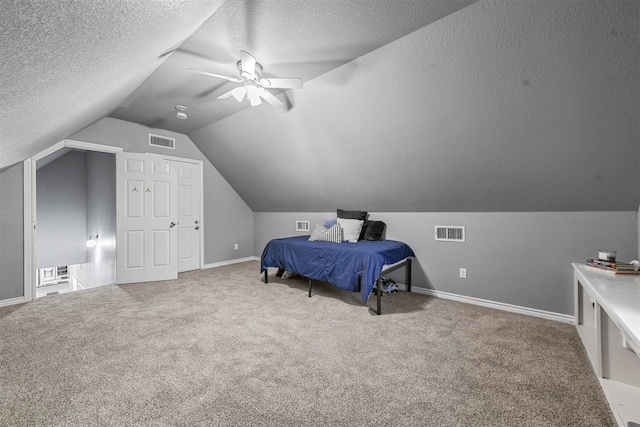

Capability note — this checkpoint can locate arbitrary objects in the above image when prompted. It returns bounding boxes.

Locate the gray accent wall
[36,151,87,268]
[254,211,638,316]
[70,117,254,264]
[0,163,24,300]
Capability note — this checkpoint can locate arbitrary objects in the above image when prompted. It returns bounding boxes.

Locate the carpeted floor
[0,261,615,426]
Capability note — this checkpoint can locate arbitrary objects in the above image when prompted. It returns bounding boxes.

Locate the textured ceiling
[0,0,224,170]
[190,0,639,212]
[108,0,476,134]
[2,0,638,214]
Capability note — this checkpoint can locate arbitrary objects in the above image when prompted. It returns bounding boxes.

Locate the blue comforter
[260,236,415,304]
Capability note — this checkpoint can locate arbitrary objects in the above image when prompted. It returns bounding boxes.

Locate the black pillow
[359,219,372,240]
[337,209,368,220]
[363,220,386,241]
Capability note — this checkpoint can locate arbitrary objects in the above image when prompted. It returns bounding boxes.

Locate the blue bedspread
[260,236,415,304]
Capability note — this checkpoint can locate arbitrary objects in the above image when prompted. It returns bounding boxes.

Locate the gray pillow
[308,224,328,241]
[337,209,368,220]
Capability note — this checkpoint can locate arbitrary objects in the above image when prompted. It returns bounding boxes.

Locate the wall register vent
[296,221,310,232]
[149,134,175,149]
[435,226,465,242]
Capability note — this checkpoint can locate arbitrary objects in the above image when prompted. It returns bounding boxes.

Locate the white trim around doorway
[23,139,123,303]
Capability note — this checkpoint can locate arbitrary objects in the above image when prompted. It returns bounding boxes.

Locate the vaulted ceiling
[0,0,224,169]
[2,1,638,212]
[0,0,474,168]
[109,0,476,133]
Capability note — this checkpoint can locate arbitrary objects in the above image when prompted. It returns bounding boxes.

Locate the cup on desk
[597,250,616,262]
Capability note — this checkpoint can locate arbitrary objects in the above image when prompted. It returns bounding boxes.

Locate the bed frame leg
[308,278,312,297]
[376,278,382,315]
[264,270,268,284]
[406,258,411,293]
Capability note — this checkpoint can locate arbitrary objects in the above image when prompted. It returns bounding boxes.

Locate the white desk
[573,263,640,427]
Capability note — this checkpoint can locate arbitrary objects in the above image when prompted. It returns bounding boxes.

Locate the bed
[260,235,415,314]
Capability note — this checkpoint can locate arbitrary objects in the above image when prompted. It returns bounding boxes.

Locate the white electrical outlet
[459,268,467,279]
[234,243,238,250]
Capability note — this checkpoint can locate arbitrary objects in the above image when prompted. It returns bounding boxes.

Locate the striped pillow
[317,223,342,243]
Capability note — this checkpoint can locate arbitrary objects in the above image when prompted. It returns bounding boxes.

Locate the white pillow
[337,218,364,243]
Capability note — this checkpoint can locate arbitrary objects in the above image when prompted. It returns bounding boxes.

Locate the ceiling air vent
[149,134,175,149]
[296,221,310,232]
[435,226,465,242]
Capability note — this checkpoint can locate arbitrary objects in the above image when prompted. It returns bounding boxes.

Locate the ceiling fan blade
[217,89,234,99]
[240,50,257,79]
[260,89,284,108]
[218,86,246,103]
[259,77,303,89]
[189,68,242,83]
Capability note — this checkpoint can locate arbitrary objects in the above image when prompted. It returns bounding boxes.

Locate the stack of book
[585,259,640,275]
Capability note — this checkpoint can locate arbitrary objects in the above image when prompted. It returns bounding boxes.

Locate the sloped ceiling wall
[107,0,475,132]
[189,1,639,212]
[0,0,223,169]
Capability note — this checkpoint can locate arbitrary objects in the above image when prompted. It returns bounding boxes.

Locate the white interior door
[116,152,177,284]
[168,159,202,273]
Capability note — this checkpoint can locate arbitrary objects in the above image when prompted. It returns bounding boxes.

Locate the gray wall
[36,151,87,268]
[0,116,254,303]
[70,117,254,264]
[0,163,24,300]
[254,211,638,316]
[72,152,117,288]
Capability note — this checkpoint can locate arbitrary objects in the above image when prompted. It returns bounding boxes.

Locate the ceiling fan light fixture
[175,105,188,119]
[237,59,262,81]
[192,50,302,108]
[246,83,263,106]
[246,83,257,97]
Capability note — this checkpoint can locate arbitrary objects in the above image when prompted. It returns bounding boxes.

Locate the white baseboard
[2,266,573,325]
[397,284,574,324]
[203,256,260,270]
[0,296,27,308]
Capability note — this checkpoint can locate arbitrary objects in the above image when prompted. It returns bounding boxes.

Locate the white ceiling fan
[190,50,303,107]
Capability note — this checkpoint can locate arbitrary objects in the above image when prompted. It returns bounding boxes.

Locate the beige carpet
[0,261,615,426]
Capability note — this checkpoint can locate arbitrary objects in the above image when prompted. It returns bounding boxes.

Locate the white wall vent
[296,221,310,232]
[435,226,465,242]
[149,134,175,149]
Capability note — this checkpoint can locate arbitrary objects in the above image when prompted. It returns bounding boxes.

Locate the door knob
[170,222,176,228]
[195,226,200,230]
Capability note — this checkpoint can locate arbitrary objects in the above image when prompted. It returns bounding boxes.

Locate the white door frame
[23,139,123,302]
[156,153,204,271]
